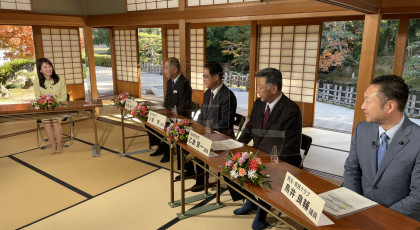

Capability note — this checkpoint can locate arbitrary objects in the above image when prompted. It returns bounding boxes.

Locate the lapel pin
[399,141,404,145]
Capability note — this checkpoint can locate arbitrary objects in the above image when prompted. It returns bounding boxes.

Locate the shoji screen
[188,0,257,6]
[114,29,139,83]
[0,0,31,10]
[258,25,320,103]
[190,28,204,91]
[127,0,178,11]
[167,29,180,60]
[41,28,83,85]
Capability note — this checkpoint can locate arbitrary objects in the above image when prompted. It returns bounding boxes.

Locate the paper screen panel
[0,0,31,10]
[127,0,178,11]
[258,25,320,103]
[41,28,83,85]
[187,0,257,6]
[190,29,205,91]
[167,29,180,60]
[114,29,139,82]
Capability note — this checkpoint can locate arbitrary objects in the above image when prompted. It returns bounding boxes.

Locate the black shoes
[175,170,196,180]
[190,181,204,192]
[150,148,162,156]
[160,154,170,163]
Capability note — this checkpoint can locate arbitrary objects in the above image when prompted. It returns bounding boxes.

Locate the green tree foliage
[0,59,35,84]
[206,26,250,73]
[92,28,110,46]
[138,28,162,64]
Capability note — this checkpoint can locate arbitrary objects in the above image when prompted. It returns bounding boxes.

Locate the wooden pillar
[352,14,382,133]
[32,26,44,59]
[83,26,98,99]
[109,28,118,95]
[393,14,410,77]
[248,21,258,116]
[179,19,191,81]
[162,27,168,99]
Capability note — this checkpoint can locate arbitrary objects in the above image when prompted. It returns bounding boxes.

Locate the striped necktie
[377,132,388,170]
[263,105,270,128]
[208,92,214,109]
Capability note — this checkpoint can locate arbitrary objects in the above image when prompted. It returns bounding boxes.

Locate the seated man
[186,62,237,192]
[148,57,192,162]
[230,67,302,230]
[344,75,420,221]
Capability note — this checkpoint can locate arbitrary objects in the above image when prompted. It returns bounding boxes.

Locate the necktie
[208,92,214,109]
[171,80,175,91]
[263,105,270,128]
[377,132,388,170]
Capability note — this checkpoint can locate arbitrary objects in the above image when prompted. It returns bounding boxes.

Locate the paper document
[211,139,243,151]
[317,213,334,226]
[319,187,378,218]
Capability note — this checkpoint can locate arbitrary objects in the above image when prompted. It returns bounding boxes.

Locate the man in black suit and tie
[187,62,237,191]
[148,57,192,162]
[231,67,302,230]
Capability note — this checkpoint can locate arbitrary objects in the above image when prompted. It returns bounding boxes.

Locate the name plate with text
[125,99,137,111]
[281,172,326,226]
[147,111,167,130]
[187,130,212,157]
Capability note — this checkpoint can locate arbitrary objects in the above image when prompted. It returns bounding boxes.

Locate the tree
[138,31,161,64]
[92,28,110,46]
[0,25,34,60]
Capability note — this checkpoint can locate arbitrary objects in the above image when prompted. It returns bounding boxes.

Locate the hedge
[83,54,112,67]
[0,59,36,84]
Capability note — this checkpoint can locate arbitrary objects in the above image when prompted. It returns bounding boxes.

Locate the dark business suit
[148,74,192,155]
[197,84,237,137]
[228,95,302,202]
[344,117,420,221]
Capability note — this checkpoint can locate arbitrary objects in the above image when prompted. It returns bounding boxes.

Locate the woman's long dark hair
[36,58,60,89]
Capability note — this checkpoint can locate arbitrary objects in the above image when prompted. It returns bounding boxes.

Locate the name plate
[147,111,167,130]
[187,130,212,157]
[125,99,137,111]
[281,172,325,225]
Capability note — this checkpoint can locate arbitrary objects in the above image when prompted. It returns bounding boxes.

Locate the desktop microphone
[372,141,379,149]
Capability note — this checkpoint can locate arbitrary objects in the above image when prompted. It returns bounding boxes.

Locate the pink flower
[175,126,180,131]
[46,93,51,97]
[45,96,50,101]
[166,126,172,132]
[239,168,247,177]
[227,160,234,167]
[238,158,246,164]
[174,136,179,141]
[242,152,250,159]
[255,158,262,165]
[179,129,185,135]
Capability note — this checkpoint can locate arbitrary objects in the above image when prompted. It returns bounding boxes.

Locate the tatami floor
[0,101,347,230]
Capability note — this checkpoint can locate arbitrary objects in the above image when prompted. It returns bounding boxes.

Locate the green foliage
[0,59,35,84]
[206,26,250,73]
[84,55,112,67]
[138,30,162,64]
[93,29,110,46]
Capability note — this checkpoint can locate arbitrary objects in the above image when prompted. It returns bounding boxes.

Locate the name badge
[125,99,137,111]
[173,90,178,93]
[187,130,212,157]
[281,172,326,226]
[147,111,167,130]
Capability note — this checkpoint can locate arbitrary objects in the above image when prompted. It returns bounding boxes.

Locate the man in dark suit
[148,57,192,163]
[344,75,420,221]
[188,62,237,191]
[231,68,302,230]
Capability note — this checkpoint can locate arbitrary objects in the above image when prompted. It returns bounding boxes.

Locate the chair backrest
[233,113,246,140]
[300,134,312,168]
[190,101,200,120]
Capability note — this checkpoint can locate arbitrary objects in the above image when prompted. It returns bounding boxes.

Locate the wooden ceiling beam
[315,0,379,14]
[0,11,85,26]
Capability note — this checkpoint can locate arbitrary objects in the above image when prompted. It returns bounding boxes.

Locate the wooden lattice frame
[190,28,204,91]
[126,0,178,11]
[167,29,180,60]
[114,29,139,82]
[41,27,83,85]
[258,25,320,103]
[0,0,31,11]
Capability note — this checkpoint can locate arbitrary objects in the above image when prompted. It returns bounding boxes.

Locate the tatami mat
[0,157,86,230]
[16,141,157,196]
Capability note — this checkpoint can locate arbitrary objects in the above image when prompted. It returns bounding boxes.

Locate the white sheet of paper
[211,139,244,151]
[317,213,334,226]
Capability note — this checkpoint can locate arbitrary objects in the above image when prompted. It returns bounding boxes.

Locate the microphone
[372,141,379,149]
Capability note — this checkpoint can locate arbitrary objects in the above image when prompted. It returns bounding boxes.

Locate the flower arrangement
[223,151,272,189]
[131,102,151,120]
[112,92,134,107]
[28,94,59,110]
[166,119,192,143]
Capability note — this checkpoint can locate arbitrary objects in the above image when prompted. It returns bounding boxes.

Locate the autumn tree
[0,25,34,60]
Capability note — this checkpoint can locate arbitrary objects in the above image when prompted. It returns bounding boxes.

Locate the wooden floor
[1,102,307,230]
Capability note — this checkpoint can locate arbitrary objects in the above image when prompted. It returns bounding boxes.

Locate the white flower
[247,169,257,179]
[230,170,239,179]
[35,106,40,110]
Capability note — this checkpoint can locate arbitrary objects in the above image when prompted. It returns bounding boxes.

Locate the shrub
[0,59,35,84]
[83,54,112,67]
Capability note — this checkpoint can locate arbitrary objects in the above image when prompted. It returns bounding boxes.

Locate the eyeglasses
[202,74,211,79]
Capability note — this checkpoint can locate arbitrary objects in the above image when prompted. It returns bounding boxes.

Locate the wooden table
[0,100,103,157]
